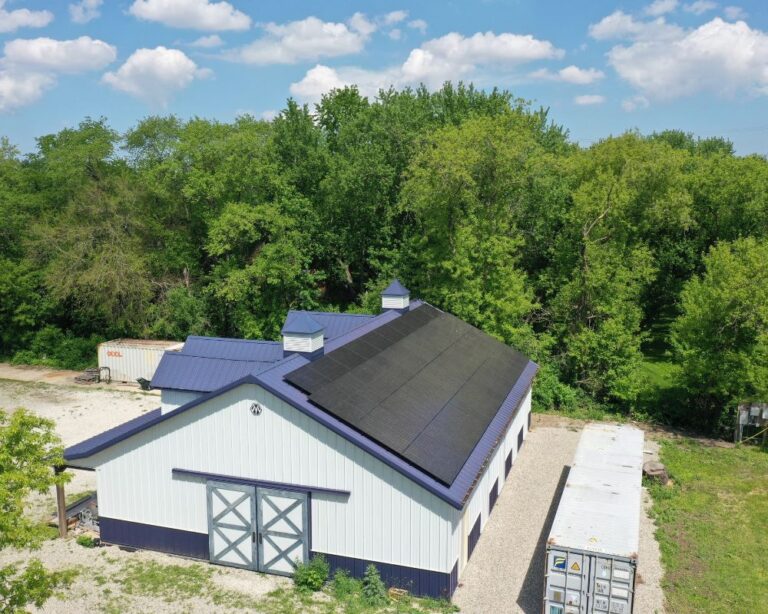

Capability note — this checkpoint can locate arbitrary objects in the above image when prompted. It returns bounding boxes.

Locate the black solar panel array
[284,304,529,486]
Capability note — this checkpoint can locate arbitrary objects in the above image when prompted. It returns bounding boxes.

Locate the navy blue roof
[381,278,410,296]
[150,353,276,392]
[281,312,324,335]
[65,298,538,509]
[284,310,374,340]
[181,336,282,361]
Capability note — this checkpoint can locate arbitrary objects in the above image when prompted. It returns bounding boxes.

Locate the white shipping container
[544,424,644,614]
[98,339,183,383]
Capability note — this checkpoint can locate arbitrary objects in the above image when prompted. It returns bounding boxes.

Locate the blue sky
[1,0,767,154]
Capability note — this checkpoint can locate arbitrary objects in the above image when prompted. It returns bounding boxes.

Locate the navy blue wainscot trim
[99,517,209,560]
[314,552,459,599]
[172,468,350,498]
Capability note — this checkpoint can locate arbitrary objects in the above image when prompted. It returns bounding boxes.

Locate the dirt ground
[0,370,667,613]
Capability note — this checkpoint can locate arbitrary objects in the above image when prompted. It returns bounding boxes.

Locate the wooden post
[55,466,67,538]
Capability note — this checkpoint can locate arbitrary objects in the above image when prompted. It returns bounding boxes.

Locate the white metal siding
[458,387,532,574]
[88,383,459,573]
[160,390,201,414]
[382,295,409,309]
[98,341,182,382]
[282,332,323,353]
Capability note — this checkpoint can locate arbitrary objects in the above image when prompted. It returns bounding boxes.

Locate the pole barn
[64,281,536,599]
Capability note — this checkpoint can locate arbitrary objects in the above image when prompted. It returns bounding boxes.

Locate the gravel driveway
[452,419,666,614]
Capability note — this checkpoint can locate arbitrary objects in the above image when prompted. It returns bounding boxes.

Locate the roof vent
[381,279,410,311]
[281,312,324,357]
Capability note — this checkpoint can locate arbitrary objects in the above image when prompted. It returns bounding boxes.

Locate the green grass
[93,559,455,613]
[649,439,768,613]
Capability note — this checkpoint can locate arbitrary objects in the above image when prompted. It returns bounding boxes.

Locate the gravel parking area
[453,419,666,614]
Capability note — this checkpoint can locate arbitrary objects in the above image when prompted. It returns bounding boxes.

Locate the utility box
[97,339,183,384]
[544,424,644,614]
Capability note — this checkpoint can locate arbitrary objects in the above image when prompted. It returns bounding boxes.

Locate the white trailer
[97,339,183,383]
[543,423,644,614]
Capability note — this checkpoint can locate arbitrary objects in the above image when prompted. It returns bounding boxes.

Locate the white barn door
[256,488,309,576]
[207,482,257,569]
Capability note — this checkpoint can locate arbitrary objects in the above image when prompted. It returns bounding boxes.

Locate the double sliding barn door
[206,481,309,576]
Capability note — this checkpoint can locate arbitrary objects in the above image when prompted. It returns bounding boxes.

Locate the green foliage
[76,535,98,548]
[361,564,387,606]
[0,408,74,613]
[3,86,768,433]
[0,560,77,614]
[293,555,329,592]
[11,326,103,370]
[672,238,768,433]
[649,439,768,613]
[0,408,69,549]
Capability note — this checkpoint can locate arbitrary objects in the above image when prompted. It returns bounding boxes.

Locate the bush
[75,535,98,548]
[11,325,103,371]
[292,555,329,592]
[330,569,361,601]
[361,564,387,606]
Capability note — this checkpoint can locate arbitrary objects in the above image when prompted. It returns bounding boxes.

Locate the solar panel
[284,304,529,486]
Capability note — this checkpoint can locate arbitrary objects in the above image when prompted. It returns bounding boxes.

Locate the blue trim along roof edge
[64,302,537,510]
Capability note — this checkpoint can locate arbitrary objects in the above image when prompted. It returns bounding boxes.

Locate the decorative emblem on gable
[250,402,263,416]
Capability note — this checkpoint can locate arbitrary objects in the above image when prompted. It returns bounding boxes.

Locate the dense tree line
[2,84,767,434]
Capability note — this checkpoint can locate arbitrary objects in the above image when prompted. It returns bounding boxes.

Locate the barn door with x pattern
[207,481,257,570]
[256,488,309,576]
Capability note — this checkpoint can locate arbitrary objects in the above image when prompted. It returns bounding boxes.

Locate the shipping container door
[587,557,634,614]
[544,548,590,613]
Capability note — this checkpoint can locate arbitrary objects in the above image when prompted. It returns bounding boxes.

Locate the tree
[672,238,768,433]
[0,408,75,612]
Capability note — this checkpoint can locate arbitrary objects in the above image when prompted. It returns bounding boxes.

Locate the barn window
[505,450,513,477]
[489,479,499,513]
[467,515,481,560]
[517,427,524,451]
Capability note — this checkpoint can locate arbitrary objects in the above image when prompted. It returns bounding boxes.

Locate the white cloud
[684,1,717,14]
[0,0,53,33]
[0,70,54,112]
[589,11,683,41]
[102,46,211,106]
[191,34,223,47]
[388,28,402,41]
[129,0,251,31]
[347,12,376,37]
[226,16,372,65]
[645,0,678,16]
[4,36,117,72]
[622,95,650,111]
[607,17,768,100]
[69,0,102,24]
[724,6,747,20]
[0,35,115,113]
[291,30,563,102]
[408,19,427,34]
[382,10,408,26]
[531,65,605,84]
[574,94,606,105]
[259,109,277,121]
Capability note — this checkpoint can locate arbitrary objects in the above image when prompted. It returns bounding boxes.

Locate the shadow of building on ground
[516,465,570,613]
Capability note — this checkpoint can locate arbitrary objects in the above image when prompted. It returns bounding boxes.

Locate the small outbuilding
[64,281,537,598]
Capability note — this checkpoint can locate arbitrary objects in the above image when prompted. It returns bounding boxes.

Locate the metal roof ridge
[167,353,281,364]
[288,309,374,319]
[185,335,280,345]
